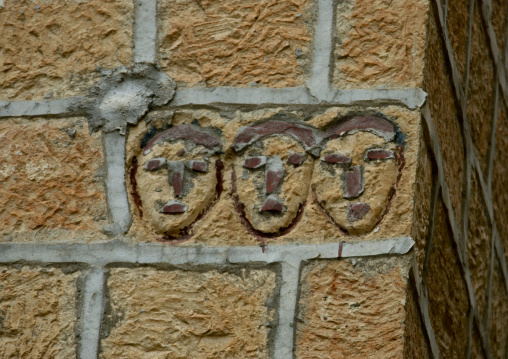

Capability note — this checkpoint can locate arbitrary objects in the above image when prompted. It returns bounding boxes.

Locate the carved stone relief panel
[125,107,419,245]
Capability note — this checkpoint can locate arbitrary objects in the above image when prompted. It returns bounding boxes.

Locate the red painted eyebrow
[323,116,396,141]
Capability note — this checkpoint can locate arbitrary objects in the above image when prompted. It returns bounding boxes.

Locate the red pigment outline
[312,144,406,237]
[230,169,306,244]
[130,157,224,244]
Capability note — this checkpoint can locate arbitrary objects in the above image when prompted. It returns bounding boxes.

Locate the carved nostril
[265,156,286,194]
[168,161,185,198]
[343,165,364,199]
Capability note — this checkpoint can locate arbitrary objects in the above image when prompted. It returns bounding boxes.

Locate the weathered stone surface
[404,275,431,359]
[0,118,107,242]
[467,6,496,174]
[425,199,469,358]
[446,0,469,81]
[295,257,410,358]
[101,267,277,358]
[489,258,508,359]
[0,266,79,358]
[471,324,486,358]
[0,0,133,101]
[494,99,508,265]
[126,106,420,245]
[157,0,314,87]
[333,0,428,88]
[411,132,434,278]
[467,173,492,322]
[423,7,465,222]
[492,0,507,58]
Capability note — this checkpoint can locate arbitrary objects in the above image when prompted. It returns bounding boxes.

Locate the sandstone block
[467,173,492,322]
[333,0,428,88]
[423,7,465,222]
[0,0,133,100]
[467,6,496,174]
[493,100,508,264]
[0,266,79,358]
[295,257,410,358]
[157,0,314,88]
[426,199,469,357]
[489,258,508,359]
[492,0,507,57]
[100,267,277,358]
[447,0,469,81]
[126,106,420,245]
[404,276,431,358]
[0,118,108,242]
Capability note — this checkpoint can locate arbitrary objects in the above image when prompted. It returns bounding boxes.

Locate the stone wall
[0,0,506,357]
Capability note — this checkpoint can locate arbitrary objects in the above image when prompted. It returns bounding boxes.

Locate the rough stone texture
[0,118,108,242]
[493,98,508,265]
[423,6,465,222]
[411,129,434,278]
[333,0,428,88]
[467,6,496,174]
[0,266,79,358]
[158,0,314,88]
[467,173,492,323]
[403,275,431,359]
[0,0,133,101]
[489,258,508,359]
[101,267,277,358]
[126,106,420,245]
[295,257,409,358]
[471,324,486,359]
[491,0,507,59]
[446,0,469,81]
[425,199,470,358]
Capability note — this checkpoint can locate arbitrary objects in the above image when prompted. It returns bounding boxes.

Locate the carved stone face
[232,120,319,235]
[135,125,222,237]
[312,117,401,235]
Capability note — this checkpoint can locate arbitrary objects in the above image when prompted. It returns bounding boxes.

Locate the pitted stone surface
[295,257,409,358]
[157,0,314,88]
[426,200,470,358]
[0,117,107,242]
[489,258,508,359]
[467,6,496,174]
[403,277,431,358]
[333,0,427,88]
[446,0,469,81]
[0,266,79,358]
[423,8,465,222]
[0,0,133,100]
[100,267,277,359]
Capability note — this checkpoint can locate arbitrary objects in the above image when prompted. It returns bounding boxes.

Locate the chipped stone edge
[133,0,157,64]
[79,267,105,359]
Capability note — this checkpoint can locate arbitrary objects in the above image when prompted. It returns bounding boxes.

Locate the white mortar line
[306,0,334,100]
[171,87,427,109]
[104,132,132,235]
[0,98,82,118]
[0,238,414,266]
[79,267,105,359]
[133,0,157,64]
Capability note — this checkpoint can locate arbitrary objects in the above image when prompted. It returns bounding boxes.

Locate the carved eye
[243,156,267,169]
[365,149,395,161]
[287,153,305,167]
[186,160,208,172]
[322,153,351,164]
[144,158,166,171]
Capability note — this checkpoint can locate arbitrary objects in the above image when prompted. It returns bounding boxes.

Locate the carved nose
[265,156,286,194]
[168,161,185,198]
[343,165,364,199]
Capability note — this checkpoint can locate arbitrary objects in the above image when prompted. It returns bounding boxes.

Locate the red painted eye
[287,153,305,166]
[243,156,267,169]
[144,158,166,171]
[366,149,395,160]
[186,160,208,172]
[322,153,351,164]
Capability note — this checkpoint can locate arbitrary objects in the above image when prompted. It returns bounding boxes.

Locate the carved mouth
[260,195,286,212]
[346,202,370,221]
[160,200,189,214]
